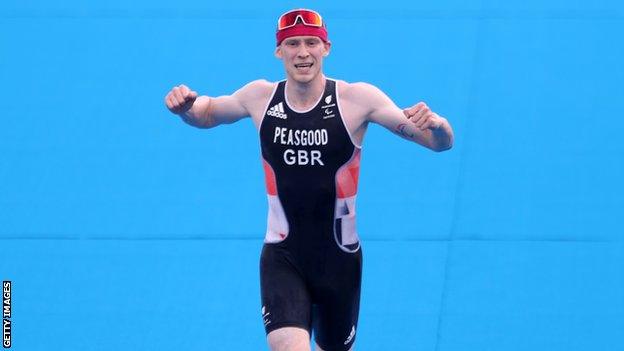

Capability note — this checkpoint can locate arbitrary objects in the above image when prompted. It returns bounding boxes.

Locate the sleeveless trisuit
[259,78,362,351]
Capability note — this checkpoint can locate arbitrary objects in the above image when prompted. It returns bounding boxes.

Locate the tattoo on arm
[395,123,414,139]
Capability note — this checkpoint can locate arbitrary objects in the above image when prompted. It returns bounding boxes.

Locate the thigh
[312,248,362,351]
[260,244,313,334]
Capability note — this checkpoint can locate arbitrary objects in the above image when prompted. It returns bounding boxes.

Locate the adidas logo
[261,306,271,326]
[344,325,356,345]
[267,102,287,119]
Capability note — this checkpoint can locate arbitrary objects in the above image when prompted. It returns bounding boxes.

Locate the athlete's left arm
[356,83,454,152]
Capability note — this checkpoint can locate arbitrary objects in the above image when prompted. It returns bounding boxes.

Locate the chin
[294,76,314,84]
[290,71,319,84]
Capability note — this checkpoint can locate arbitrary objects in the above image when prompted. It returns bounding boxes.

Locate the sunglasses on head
[278,9,324,30]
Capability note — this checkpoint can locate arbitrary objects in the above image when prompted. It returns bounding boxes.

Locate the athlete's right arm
[164,81,262,129]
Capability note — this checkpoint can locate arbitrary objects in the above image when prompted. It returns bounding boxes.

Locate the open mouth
[295,63,314,69]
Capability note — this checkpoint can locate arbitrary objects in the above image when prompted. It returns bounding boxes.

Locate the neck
[285,74,326,110]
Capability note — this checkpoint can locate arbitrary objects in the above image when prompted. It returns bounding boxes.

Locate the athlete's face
[275,36,331,84]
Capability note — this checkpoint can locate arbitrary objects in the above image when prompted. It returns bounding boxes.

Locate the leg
[312,247,362,351]
[261,245,313,350]
[268,326,311,351]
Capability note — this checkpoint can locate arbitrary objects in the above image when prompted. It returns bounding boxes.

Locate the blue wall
[1,1,623,350]
[2,0,623,240]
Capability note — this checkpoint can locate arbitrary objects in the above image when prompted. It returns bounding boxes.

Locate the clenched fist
[165,84,198,115]
[403,102,444,131]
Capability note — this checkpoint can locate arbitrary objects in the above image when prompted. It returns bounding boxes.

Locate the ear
[322,40,332,57]
[275,45,283,59]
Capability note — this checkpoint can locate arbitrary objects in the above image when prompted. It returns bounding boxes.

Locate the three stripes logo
[267,102,288,119]
[344,325,356,345]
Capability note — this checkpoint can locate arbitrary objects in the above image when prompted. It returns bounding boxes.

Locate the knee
[268,327,311,351]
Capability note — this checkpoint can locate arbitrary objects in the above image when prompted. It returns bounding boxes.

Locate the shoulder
[334,79,388,108]
[233,79,280,108]
[237,79,277,97]
[335,79,385,101]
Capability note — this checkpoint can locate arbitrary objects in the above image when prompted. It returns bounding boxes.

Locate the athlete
[164,8,454,351]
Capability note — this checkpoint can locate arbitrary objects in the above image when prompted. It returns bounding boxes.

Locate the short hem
[265,321,311,336]
[315,337,357,351]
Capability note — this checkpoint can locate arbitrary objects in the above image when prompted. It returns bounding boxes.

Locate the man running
[164,8,454,351]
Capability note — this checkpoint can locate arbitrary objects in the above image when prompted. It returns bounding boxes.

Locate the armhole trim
[257,81,282,137]
[333,78,363,149]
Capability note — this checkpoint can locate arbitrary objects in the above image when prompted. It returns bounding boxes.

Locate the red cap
[276,24,329,46]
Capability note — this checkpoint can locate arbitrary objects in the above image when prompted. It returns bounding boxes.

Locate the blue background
[1,0,623,350]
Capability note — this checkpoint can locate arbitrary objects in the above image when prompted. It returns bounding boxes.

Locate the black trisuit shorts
[260,240,362,351]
